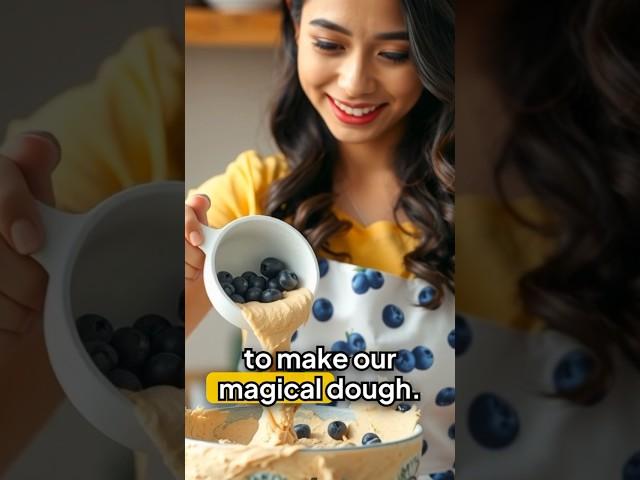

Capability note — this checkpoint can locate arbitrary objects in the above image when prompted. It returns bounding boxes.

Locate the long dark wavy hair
[492,0,640,402]
[266,0,455,306]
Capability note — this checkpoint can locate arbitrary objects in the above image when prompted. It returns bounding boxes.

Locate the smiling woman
[185,0,454,477]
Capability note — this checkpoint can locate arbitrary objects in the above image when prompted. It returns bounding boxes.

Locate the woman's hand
[184,194,213,336]
[0,132,60,354]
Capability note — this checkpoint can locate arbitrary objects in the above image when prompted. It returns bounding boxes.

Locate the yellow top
[456,194,552,330]
[192,150,421,279]
[4,28,184,213]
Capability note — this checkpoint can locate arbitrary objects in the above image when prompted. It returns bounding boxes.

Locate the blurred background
[0,1,283,477]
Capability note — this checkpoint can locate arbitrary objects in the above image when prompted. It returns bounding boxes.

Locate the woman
[185,0,455,477]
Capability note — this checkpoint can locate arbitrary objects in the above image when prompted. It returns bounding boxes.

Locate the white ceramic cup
[197,215,320,330]
[31,181,183,470]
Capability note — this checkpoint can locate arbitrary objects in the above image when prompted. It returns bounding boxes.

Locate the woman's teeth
[333,98,379,117]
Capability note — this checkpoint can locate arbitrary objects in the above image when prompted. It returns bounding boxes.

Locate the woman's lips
[327,95,386,125]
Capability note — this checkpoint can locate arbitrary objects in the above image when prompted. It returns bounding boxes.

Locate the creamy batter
[127,286,421,479]
[240,288,314,446]
[185,403,421,480]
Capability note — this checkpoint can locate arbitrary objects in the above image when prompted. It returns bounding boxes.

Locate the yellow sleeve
[190,150,289,228]
[3,28,184,213]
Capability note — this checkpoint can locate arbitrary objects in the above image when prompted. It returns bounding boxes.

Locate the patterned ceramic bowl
[185,405,423,480]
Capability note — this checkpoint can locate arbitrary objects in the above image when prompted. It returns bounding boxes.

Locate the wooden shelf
[185,7,281,47]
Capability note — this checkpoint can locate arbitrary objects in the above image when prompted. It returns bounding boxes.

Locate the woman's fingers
[0,291,35,335]
[0,236,47,312]
[185,239,205,280]
[0,132,61,255]
[184,194,210,247]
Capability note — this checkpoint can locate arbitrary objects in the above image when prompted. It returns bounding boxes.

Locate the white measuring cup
[197,215,320,329]
[31,181,183,478]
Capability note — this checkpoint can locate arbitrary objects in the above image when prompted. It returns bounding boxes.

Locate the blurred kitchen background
[0,1,283,478]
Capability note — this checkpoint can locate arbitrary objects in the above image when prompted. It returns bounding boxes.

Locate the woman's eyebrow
[309,18,408,41]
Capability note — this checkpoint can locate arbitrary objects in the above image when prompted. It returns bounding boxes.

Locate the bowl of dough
[185,404,423,480]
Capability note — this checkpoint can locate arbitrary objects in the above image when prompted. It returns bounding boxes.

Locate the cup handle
[31,202,85,273]
[198,224,221,255]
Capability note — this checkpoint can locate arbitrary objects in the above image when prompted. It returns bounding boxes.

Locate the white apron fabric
[244,259,456,478]
[456,312,640,480]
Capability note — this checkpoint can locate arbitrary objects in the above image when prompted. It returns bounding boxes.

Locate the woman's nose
[337,52,376,98]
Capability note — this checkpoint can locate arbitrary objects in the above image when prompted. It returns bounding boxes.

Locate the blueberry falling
[217,257,300,304]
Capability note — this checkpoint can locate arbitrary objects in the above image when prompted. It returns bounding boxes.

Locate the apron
[244,259,456,478]
[456,312,640,480]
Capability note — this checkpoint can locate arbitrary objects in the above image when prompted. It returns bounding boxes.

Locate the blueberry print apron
[456,313,640,480]
[244,258,456,478]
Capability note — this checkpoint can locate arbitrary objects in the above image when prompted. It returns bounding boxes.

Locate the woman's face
[296,0,423,147]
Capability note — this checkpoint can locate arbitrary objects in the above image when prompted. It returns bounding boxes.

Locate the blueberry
[261,288,283,303]
[422,438,428,455]
[231,293,246,304]
[396,403,412,412]
[151,326,185,357]
[260,257,286,279]
[436,387,455,406]
[110,327,150,369]
[178,290,185,323]
[107,368,142,391]
[447,329,455,349]
[133,314,171,338]
[249,275,267,290]
[364,269,384,289]
[394,349,416,372]
[430,471,454,480]
[553,349,596,395]
[418,286,436,306]
[143,352,184,388]
[382,304,405,328]
[412,346,434,370]
[448,424,455,439]
[327,420,347,440]
[85,341,118,373]
[217,271,233,285]
[241,271,258,282]
[291,330,298,342]
[455,314,472,356]
[293,423,311,439]
[351,272,370,294]
[312,298,333,321]
[468,393,520,448]
[318,257,329,277]
[223,283,235,297]
[347,332,366,352]
[245,287,262,302]
[278,269,299,291]
[232,276,248,295]
[76,314,114,343]
[331,340,354,355]
[267,277,282,291]
[361,432,381,445]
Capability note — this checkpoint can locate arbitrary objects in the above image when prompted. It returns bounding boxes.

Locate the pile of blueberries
[76,290,185,392]
[218,257,300,304]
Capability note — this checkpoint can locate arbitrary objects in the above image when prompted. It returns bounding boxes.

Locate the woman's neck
[333,138,409,226]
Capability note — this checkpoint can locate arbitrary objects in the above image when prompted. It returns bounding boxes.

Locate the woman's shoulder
[225,149,290,183]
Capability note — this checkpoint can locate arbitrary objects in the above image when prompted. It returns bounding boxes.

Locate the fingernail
[189,231,202,247]
[11,219,41,254]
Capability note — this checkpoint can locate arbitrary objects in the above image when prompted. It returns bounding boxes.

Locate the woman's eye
[380,51,410,63]
[312,40,343,52]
